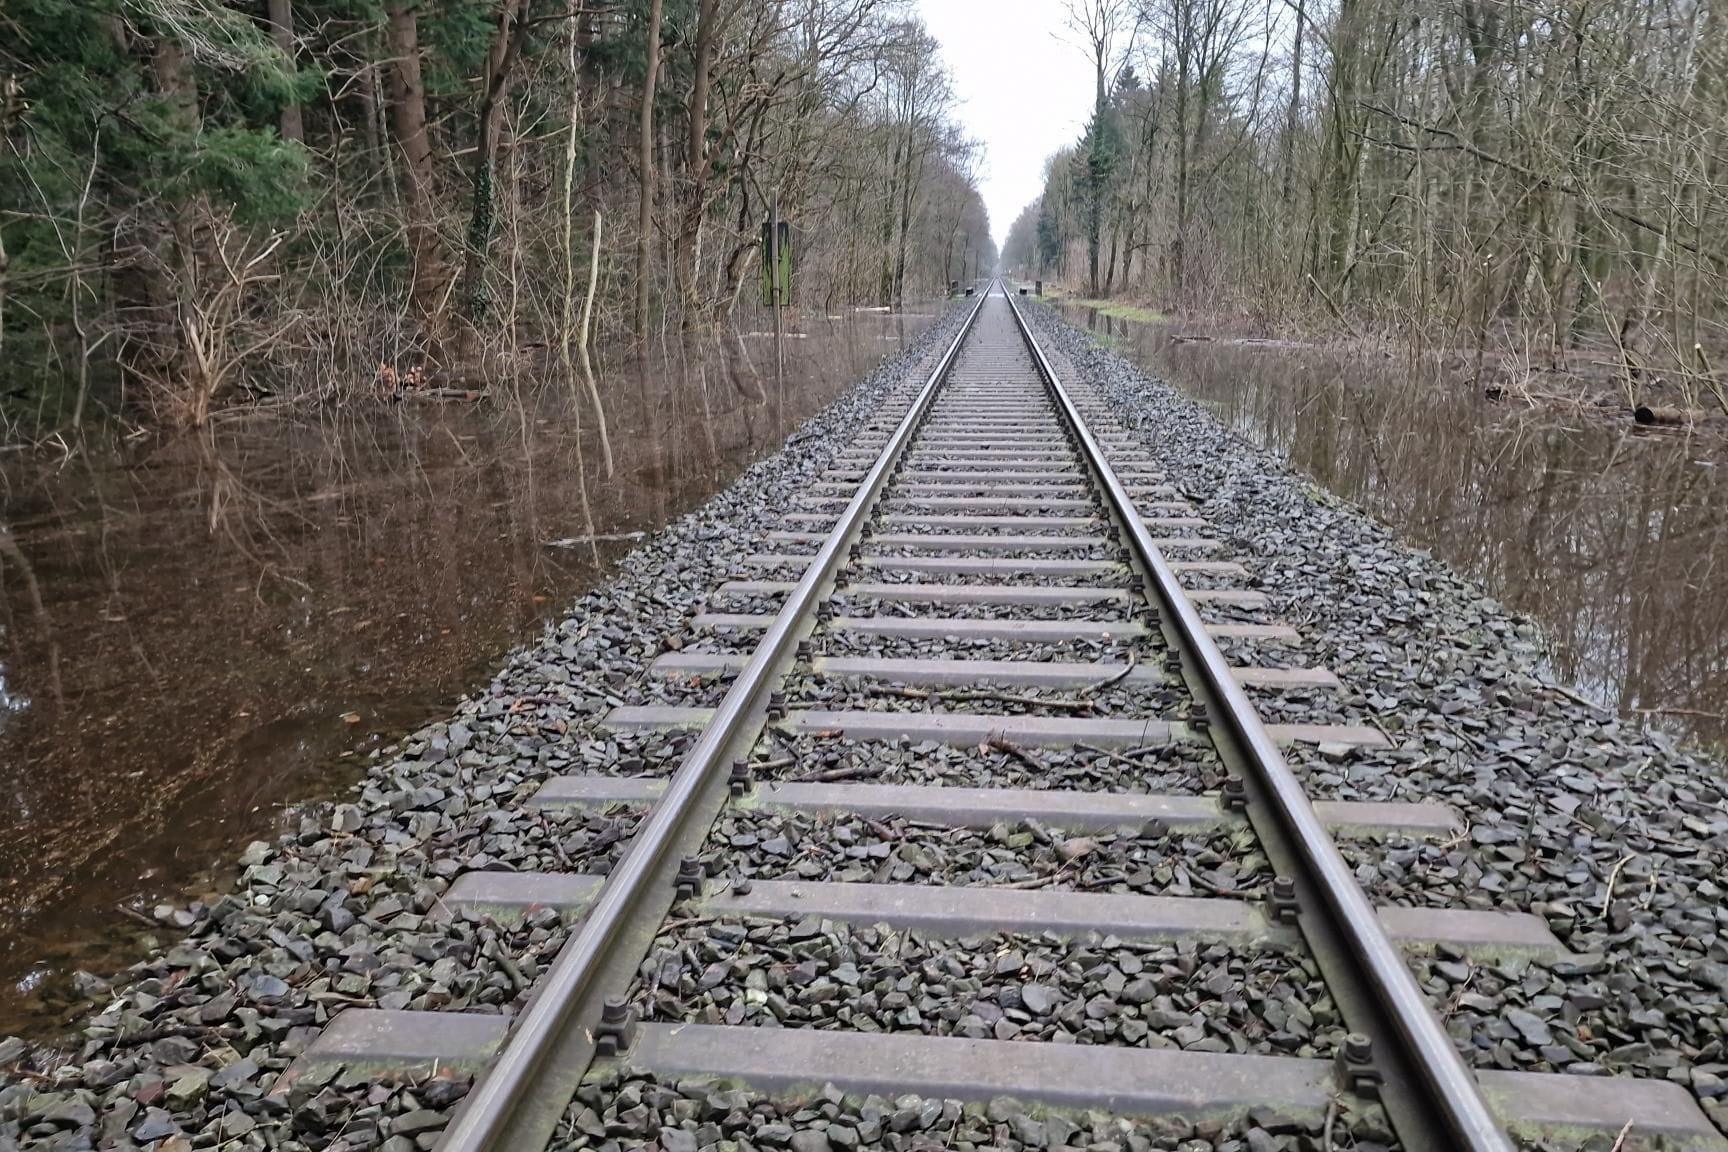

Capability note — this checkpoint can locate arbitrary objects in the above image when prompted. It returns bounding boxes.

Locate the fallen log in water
[1633,405,1707,426]
[543,532,648,547]
[396,387,487,402]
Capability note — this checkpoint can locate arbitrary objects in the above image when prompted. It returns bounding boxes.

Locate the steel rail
[437,290,992,1152]
[1000,287,1515,1152]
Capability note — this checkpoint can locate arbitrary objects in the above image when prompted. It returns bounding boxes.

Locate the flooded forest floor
[0,308,933,1037]
[1060,294,1728,432]
[1057,300,1728,753]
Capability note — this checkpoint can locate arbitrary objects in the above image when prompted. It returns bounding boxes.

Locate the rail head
[999,289,1515,1152]
[435,290,993,1152]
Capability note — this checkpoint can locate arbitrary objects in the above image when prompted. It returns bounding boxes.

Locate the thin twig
[794,763,883,783]
[1075,742,1147,773]
[1697,344,1728,418]
[1079,651,1137,697]
[1625,706,1725,721]
[114,903,158,928]
[1542,681,1613,717]
[985,737,1048,773]
[995,870,1069,890]
[658,915,716,934]
[1602,853,1638,921]
[543,531,648,547]
[1305,273,1361,338]
[1367,713,1397,747]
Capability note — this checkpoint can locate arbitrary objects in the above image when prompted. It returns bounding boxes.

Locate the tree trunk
[267,0,304,143]
[0,229,8,357]
[1087,195,1102,295]
[879,124,900,305]
[892,88,926,306]
[1173,45,1191,301]
[675,0,719,311]
[115,32,199,381]
[459,0,528,325]
[357,60,386,202]
[1281,0,1303,208]
[634,0,664,337]
[1120,214,1135,289]
[894,135,919,305]
[1322,0,1366,296]
[384,0,445,334]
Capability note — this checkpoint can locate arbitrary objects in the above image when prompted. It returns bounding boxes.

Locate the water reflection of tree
[0,310,924,1031]
[1159,333,1728,747]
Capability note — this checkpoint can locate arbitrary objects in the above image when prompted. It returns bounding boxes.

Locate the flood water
[0,308,931,1037]
[1063,304,1728,753]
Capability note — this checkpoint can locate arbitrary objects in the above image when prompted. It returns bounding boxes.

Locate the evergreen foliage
[0,0,993,433]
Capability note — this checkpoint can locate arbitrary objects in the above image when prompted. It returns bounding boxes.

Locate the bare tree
[384,0,444,334]
[635,0,665,338]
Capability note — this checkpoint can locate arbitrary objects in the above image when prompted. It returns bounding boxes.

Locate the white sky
[912,0,1097,249]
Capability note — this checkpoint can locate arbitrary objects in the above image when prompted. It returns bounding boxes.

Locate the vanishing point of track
[289,284,1721,1152]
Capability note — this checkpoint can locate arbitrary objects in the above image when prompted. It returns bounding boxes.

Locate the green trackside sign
[761,220,791,307]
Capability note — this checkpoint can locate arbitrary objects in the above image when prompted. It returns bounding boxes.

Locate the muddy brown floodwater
[1063,303,1728,754]
[0,308,931,1037]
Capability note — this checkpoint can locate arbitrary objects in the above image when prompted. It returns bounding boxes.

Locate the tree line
[1006,0,1728,409]
[0,0,994,430]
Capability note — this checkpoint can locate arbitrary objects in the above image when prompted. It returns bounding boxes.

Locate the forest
[0,0,994,432]
[1006,0,1728,413]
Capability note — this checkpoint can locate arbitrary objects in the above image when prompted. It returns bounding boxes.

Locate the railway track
[287,286,1722,1152]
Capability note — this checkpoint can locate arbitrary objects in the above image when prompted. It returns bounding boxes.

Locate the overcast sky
[911,0,1097,249]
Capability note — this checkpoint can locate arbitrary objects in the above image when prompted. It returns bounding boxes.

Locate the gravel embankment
[814,631,1148,664]
[783,677,1185,720]
[549,1071,1398,1152]
[0,303,971,1152]
[631,920,1339,1056]
[746,733,1226,793]
[701,811,1268,897]
[1025,300,1728,1135]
